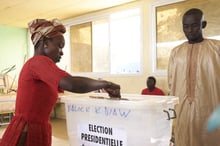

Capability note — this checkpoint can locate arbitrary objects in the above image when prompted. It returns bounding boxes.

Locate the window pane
[110,8,141,74]
[70,22,92,72]
[92,19,110,72]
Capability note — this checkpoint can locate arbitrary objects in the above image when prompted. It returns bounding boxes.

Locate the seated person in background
[141,76,165,95]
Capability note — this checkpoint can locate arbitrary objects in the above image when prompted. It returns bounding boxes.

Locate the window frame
[63,5,144,77]
[150,0,186,76]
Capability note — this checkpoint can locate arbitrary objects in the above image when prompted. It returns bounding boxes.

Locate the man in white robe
[168,8,220,146]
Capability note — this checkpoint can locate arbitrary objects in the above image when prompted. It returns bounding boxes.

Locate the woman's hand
[103,82,121,98]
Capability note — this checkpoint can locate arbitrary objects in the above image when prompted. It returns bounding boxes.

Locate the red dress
[0,55,69,146]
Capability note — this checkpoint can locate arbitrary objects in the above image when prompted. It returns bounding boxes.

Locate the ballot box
[60,93,178,146]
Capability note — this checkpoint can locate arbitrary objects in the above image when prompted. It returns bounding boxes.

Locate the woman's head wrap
[28,18,66,46]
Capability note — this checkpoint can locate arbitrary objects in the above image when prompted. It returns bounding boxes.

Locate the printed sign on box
[77,122,127,146]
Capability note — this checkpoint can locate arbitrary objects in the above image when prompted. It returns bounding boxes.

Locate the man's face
[147,78,155,89]
[182,14,203,43]
[44,35,65,63]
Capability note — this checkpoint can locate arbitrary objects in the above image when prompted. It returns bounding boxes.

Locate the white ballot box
[60,93,178,146]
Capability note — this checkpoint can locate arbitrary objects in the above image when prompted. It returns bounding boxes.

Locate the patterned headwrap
[28,18,66,46]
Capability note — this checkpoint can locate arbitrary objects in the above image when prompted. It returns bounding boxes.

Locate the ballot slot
[89,95,128,101]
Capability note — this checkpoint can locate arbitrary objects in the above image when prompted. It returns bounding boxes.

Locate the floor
[0,118,70,146]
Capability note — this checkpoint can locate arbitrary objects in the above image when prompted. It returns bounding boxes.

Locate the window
[67,7,142,75]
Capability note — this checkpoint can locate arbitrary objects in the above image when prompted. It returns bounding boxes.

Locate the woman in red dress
[0,19,121,146]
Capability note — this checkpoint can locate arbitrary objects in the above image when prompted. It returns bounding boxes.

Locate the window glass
[69,7,142,75]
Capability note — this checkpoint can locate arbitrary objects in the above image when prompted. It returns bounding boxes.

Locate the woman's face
[44,35,65,63]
